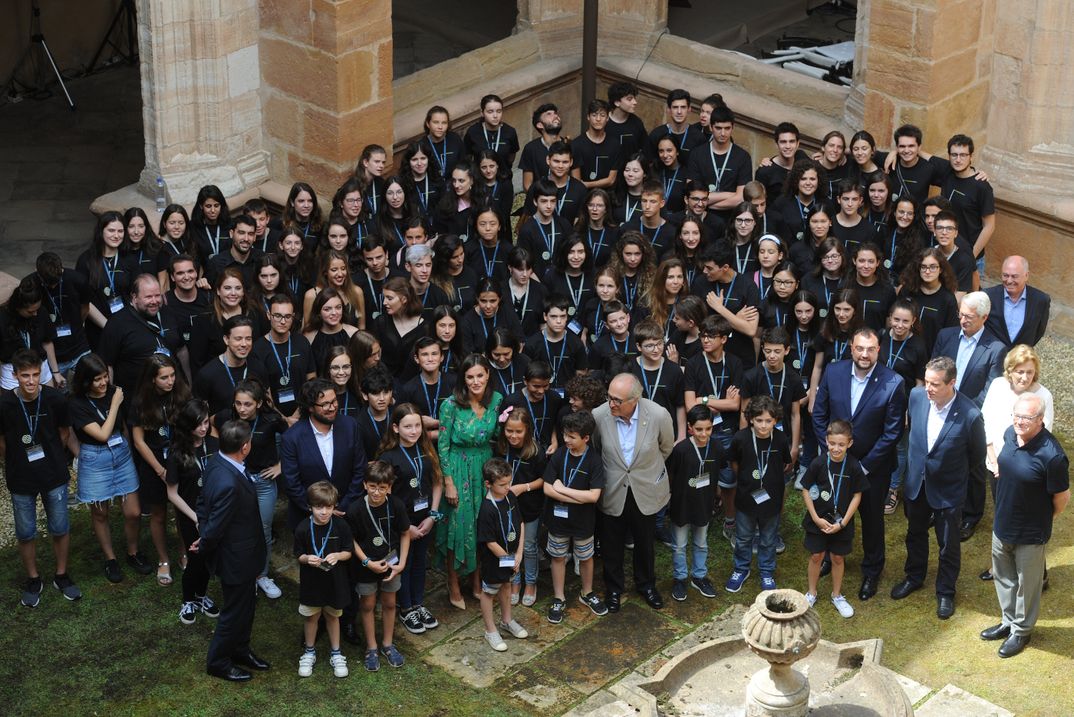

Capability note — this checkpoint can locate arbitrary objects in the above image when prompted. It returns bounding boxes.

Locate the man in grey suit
[592,373,675,612]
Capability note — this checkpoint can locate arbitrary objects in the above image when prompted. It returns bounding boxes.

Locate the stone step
[915,683,1014,717]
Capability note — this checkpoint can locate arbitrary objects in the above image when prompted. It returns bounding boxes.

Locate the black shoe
[858,577,878,601]
[671,580,687,602]
[980,623,1011,641]
[605,592,621,613]
[937,595,955,620]
[207,665,252,682]
[690,576,717,598]
[979,568,994,581]
[998,633,1030,658]
[640,587,664,610]
[126,552,154,576]
[890,579,922,600]
[341,621,362,645]
[959,522,976,542]
[104,559,123,583]
[547,598,565,624]
[818,558,832,578]
[233,651,270,671]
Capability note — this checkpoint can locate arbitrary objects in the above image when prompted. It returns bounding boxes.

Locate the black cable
[634,28,670,83]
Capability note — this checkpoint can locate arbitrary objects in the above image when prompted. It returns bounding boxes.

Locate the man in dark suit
[932,291,1004,540]
[280,378,367,530]
[892,357,986,619]
[983,255,1050,351]
[813,327,906,601]
[195,420,270,682]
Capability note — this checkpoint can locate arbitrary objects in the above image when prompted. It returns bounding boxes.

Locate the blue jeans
[890,432,908,492]
[12,483,70,541]
[512,518,541,586]
[713,428,735,489]
[399,531,429,610]
[976,254,985,280]
[671,522,709,580]
[733,510,779,575]
[253,475,277,577]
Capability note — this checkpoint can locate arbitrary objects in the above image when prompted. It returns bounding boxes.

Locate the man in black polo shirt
[194,315,258,417]
[250,294,314,422]
[519,103,563,193]
[646,88,706,168]
[571,99,619,191]
[206,214,260,289]
[686,105,753,220]
[162,254,211,347]
[691,243,760,368]
[1,349,79,607]
[981,394,1069,658]
[99,274,187,393]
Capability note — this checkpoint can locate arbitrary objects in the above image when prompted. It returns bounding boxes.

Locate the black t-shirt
[845,279,896,332]
[571,133,620,184]
[543,272,594,322]
[68,387,125,446]
[293,516,355,608]
[212,408,287,475]
[657,164,688,213]
[380,445,435,524]
[788,328,819,391]
[604,113,648,165]
[397,373,455,422]
[194,358,259,417]
[729,428,792,520]
[832,217,876,257]
[162,289,212,346]
[420,132,466,178]
[97,308,184,394]
[941,174,995,250]
[542,446,604,538]
[769,195,819,243]
[646,123,707,169]
[620,217,680,257]
[121,245,160,281]
[686,143,754,204]
[356,408,391,462]
[518,137,553,177]
[507,280,548,339]
[37,269,91,362]
[941,246,976,292]
[630,359,685,434]
[165,436,218,526]
[879,332,927,401]
[477,492,522,584]
[891,156,949,204]
[800,453,865,534]
[683,352,744,430]
[490,356,530,399]
[0,386,70,494]
[502,389,562,450]
[250,334,314,416]
[902,288,958,356]
[994,427,1070,544]
[667,437,721,527]
[464,239,511,286]
[0,306,54,363]
[522,331,588,391]
[463,121,520,168]
[191,221,233,267]
[458,306,523,355]
[690,273,761,368]
[443,266,478,314]
[740,364,807,434]
[346,495,411,583]
[516,215,574,278]
[75,250,131,323]
[500,446,547,523]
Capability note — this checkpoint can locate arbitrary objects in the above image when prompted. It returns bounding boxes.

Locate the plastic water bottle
[155,176,168,213]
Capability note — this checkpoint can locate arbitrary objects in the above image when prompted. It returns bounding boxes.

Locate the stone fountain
[741,589,821,716]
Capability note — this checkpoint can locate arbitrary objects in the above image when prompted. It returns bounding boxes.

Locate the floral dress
[436,391,502,575]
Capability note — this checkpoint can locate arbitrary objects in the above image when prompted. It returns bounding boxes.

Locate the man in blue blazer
[196,420,270,682]
[983,255,1050,351]
[813,327,906,601]
[931,291,1004,540]
[280,378,367,531]
[891,357,986,619]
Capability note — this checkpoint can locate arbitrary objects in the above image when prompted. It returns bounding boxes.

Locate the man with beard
[206,214,261,289]
[193,315,259,416]
[519,103,563,192]
[98,273,188,391]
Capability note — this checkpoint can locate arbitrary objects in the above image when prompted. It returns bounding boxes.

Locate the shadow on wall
[392,0,517,79]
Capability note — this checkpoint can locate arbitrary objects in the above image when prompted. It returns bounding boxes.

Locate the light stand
[85,0,139,75]
[3,0,76,110]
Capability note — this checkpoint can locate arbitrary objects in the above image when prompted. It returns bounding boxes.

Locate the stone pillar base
[746,664,810,717]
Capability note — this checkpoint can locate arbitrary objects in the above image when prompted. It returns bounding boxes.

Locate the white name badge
[26,445,45,462]
[278,389,296,404]
[775,421,784,431]
[553,388,566,399]
[712,413,722,425]
[499,555,516,569]
[751,487,771,504]
[108,298,125,314]
[553,504,569,519]
[385,550,399,566]
[107,434,124,447]
[694,475,710,489]
[567,318,583,335]
[413,497,430,512]
[154,347,171,357]
[55,324,72,337]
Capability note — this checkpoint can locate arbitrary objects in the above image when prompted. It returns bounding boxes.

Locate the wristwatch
[362,557,370,566]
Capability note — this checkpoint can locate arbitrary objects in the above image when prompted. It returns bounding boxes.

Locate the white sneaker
[499,619,529,639]
[485,631,507,652]
[804,592,817,607]
[298,650,316,677]
[831,593,855,618]
[256,575,282,599]
[329,652,349,678]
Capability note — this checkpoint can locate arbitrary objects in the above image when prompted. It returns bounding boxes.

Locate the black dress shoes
[979,568,993,581]
[233,651,271,670]
[640,587,664,609]
[936,595,955,620]
[999,633,1030,658]
[959,521,976,542]
[858,577,878,601]
[605,592,621,613]
[818,558,832,578]
[207,665,252,682]
[980,623,1011,641]
[342,620,362,645]
[890,578,922,600]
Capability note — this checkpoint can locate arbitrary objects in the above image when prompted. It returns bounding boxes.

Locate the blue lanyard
[719,274,738,306]
[827,456,847,506]
[288,272,301,296]
[535,220,556,257]
[309,517,332,558]
[19,391,42,441]
[495,364,516,397]
[365,272,383,314]
[483,125,501,151]
[524,392,546,435]
[889,229,899,264]
[341,391,351,415]
[663,167,679,200]
[668,124,689,150]
[752,432,770,480]
[490,497,514,545]
[764,368,785,403]
[367,409,383,439]
[645,223,664,253]
[421,375,442,419]
[624,195,639,223]
[834,339,848,361]
[270,336,292,381]
[709,145,732,187]
[735,244,752,274]
[886,335,908,369]
[623,276,638,309]
[563,447,589,487]
[593,304,605,338]
[101,257,118,294]
[587,227,606,259]
[639,361,664,400]
[402,444,423,486]
[795,197,812,224]
[480,312,498,340]
[795,329,811,364]
[479,242,499,277]
[705,357,726,396]
[757,273,770,302]
[364,495,392,550]
[556,178,571,215]
[46,277,64,319]
[611,336,628,355]
[565,274,586,312]
[205,225,221,255]
[543,332,568,382]
[430,137,448,173]
[221,357,248,388]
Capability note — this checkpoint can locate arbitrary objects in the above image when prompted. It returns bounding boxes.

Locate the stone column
[259,0,393,198]
[136,0,270,204]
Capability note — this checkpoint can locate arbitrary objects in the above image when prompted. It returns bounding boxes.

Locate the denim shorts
[12,483,70,541]
[76,440,140,504]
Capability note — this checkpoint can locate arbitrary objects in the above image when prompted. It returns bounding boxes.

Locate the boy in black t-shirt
[571,99,619,191]
[477,458,529,652]
[667,406,722,601]
[800,421,863,619]
[346,462,410,672]
[295,481,354,678]
[522,295,588,394]
[542,411,607,623]
[503,360,561,454]
[726,395,792,594]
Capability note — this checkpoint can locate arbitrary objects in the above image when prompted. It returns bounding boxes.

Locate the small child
[477,458,530,651]
[542,410,607,623]
[667,405,722,601]
[800,420,864,618]
[294,481,354,678]
[726,395,792,593]
[346,461,411,671]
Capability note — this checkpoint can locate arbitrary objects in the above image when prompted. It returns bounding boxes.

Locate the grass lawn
[1,480,1072,716]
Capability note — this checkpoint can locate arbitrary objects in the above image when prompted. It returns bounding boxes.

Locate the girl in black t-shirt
[155,204,193,289]
[165,399,221,624]
[190,184,232,267]
[789,290,823,464]
[323,345,360,418]
[430,305,464,377]
[121,207,163,280]
[495,407,546,607]
[574,188,619,270]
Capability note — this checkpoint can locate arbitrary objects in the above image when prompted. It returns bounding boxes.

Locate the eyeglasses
[934,225,957,233]
[1013,413,1041,423]
[606,394,627,405]
[949,152,971,159]
[270,313,294,321]
[342,197,361,204]
[734,217,755,224]
[315,398,339,409]
[688,196,708,204]
[920,264,940,271]
[773,279,797,287]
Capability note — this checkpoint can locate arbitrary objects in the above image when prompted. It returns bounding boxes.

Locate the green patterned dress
[436,392,502,575]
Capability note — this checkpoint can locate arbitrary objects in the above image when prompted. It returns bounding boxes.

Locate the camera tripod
[85,0,138,75]
[3,0,76,109]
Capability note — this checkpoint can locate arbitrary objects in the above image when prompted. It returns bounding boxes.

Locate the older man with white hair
[592,373,675,612]
[984,255,1051,352]
[980,393,1069,658]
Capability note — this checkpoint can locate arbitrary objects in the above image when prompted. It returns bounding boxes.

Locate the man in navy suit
[813,327,906,601]
[196,420,270,682]
[891,357,986,619]
[280,378,367,530]
[984,256,1050,351]
[932,291,1004,540]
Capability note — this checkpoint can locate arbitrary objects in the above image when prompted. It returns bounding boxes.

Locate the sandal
[157,562,173,586]
[883,489,899,515]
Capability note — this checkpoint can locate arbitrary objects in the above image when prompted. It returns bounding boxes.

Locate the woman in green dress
[437,353,502,609]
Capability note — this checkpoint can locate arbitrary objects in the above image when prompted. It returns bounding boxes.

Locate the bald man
[591,374,675,612]
[984,256,1050,353]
